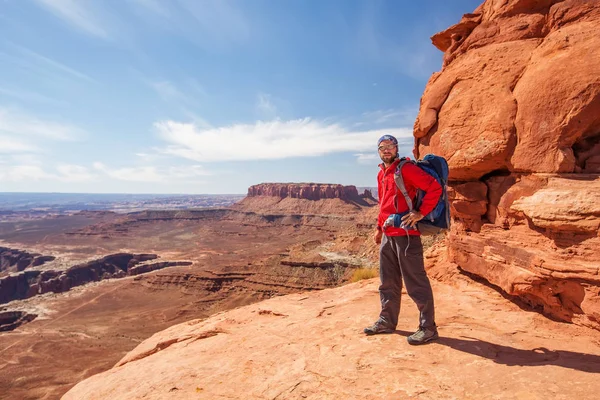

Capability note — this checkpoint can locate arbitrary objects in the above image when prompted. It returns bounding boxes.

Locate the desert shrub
[327,264,347,283]
[350,267,378,282]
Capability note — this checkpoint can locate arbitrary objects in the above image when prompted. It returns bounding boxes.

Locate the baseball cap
[377,134,398,147]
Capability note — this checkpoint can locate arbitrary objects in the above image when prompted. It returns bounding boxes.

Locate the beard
[380,153,397,164]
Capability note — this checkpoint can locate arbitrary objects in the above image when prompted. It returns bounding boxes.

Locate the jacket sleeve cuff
[417,207,430,217]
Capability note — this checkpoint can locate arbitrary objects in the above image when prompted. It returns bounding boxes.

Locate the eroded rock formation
[0,247,55,276]
[416,0,600,329]
[416,0,600,178]
[247,183,371,201]
[236,183,377,215]
[0,311,37,332]
[0,253,192,304]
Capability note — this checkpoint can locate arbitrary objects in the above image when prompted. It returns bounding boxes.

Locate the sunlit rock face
[247,183,362,201]
[415,0,600,329]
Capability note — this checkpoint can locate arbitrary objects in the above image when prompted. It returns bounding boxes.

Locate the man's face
[378,140,398,164]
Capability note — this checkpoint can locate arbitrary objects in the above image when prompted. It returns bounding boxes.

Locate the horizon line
[0,191,247,196]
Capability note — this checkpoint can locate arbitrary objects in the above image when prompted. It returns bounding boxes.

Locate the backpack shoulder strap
[394,159,414,211]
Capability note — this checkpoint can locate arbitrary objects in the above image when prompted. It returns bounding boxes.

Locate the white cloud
[34,0,109,38]
[142,78,212,128]
[256,92,277,118]
[4,43,96,83]
[4,154,43,165]
[0,107,87,141]
[0,136,38,153]
[154,118,412,162]
[131,0,251,50]
[361,108,418,126]
[186,79,209,99]
[168,165,211,179]
[0,163,94,182]
[0,86,66,106]
[151,81,185,101]
[56,164,95,182]
[0,161,209,185]
[93,162,210,183]
[182,110,213,130]
[355,153,379,165]
[177,0,250,46]
[0,165,50,181]
[147,80,207,113]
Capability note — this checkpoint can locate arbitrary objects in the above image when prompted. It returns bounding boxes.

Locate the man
[364,134,442,345]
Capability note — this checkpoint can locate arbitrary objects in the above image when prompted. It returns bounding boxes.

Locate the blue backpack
[393,154,451,235]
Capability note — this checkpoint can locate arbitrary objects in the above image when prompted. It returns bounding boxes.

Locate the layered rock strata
[0,247,55,276]
[247,183,373,201]
[237,183,377,215]
[416,0,600,329]
[0,310,37,332]
[0,253,191,304]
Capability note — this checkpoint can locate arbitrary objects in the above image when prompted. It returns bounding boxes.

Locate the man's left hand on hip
[401,211,424,228]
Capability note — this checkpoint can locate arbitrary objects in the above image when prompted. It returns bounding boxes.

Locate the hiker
[364,134,443,345]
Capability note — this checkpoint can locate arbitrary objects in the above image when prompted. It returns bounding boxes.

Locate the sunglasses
[378,144,397,151]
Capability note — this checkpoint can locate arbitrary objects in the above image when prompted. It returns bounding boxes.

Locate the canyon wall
[417,0,600,329]
[0,253,191,305]
[236,183,376,215]
[0,247,55,276]
[247,183,373,201]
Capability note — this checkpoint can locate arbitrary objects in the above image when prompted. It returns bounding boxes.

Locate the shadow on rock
[395,330,600,373]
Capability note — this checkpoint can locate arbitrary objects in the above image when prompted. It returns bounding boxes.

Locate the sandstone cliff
[415,0,600,329]
[234,183,376,215]
[0,247,55,276]
[247,183,369,201]
[416,0,600,177]
[0,252,191,306]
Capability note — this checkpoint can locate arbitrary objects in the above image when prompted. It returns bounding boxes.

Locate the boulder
[414,0,600,180]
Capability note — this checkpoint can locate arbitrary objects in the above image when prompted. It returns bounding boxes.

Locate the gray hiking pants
[378,234,436,329]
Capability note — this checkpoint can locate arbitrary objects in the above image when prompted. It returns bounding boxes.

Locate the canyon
[0,251,193,306]
[2,0,600,399]
[0,189,376,400]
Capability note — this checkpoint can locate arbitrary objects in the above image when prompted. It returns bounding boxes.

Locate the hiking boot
[363,319,395,335]
[407,327,439,345]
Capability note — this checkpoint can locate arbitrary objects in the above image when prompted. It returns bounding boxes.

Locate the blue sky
[0,0,481,194]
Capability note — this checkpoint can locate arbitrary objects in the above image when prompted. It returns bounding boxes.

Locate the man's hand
[373,229,383,245]
[401,210,424,228]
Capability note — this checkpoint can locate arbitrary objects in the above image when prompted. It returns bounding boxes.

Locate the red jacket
[377,158,442,236]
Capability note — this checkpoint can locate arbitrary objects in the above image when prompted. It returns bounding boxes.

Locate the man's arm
[376,171,384,231]
[374,171,384,243]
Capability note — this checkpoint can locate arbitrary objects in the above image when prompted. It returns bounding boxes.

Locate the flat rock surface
[63,277,600,400]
